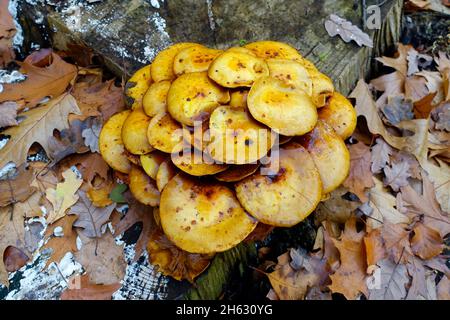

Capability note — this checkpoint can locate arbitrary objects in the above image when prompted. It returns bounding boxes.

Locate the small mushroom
[121,108,154,155]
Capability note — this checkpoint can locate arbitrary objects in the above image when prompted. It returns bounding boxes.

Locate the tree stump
[16,0,403,300]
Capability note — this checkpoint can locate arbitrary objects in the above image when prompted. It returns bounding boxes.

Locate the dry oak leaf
[0,0,16,66]
[399,173,450,238]
[405,75,430,102]
[0,94,81,169]
[381,222,414,264]
[329,218,368,299]
[87,181,114,208]
[74,231,126,285]
[0,205,28,286]
[45,168,83,224]
[3,245,29,272]
[112,198,155,261]
[324,14,373,48]
[365,178,409,229]
[350,79,429,160]
[47,118,92,165]
[315,186,360,224]
[0,49,77,109]
[364,228,386,267]
[419,157,450,213]
[367,259,410,300]
[69,191,115,239]
[411,223,444,260]
[60,274,120,300]
[42,214,78,267]
[72,79,125,122]
[436,276,450,300]
[370,138,393,174]
[370,71,404,109]
[381,96,414,125]
[413,92,437,119]
[58,152,109,185]
[0,101,19,128]
[343,142,374,202]
[81,118,101,153]
[267,248,330,300]
[147,228,212,282]
[376,43,410,76]
[383,162,411,192]
[406,256,435,300]
[0,164,37,207]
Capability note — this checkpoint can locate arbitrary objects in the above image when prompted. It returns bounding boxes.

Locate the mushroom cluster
[99,41,356,258]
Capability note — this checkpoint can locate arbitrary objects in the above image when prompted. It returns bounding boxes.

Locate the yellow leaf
[46,169,82,224]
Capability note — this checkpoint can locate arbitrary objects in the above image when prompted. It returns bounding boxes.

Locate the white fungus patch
[53,226,64,237]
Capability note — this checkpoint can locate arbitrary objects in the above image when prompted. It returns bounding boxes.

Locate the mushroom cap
[309,69,335,108]
[129,165,160,206]
[151,42,198,82]
[171,148,229,176]
[244,41,303,61]
[207,47,269,88]
[99,110,131,173]
[167,71,230,126]
[247,76,318,136]
[125,64,153,109]
[235,143,322,227]
[173,45,223,75]
[160,174,258,253]
[229,89,249,109]
[156,159,177,192]
[318,92,357,140]
[297,120,350,194]
[140,151,167,180]
[215,163,260,182]
[147,112,185,153]
[206,106,276,164]
[121,108,154,155]
[266,58,313,95]
[143,80,171,117]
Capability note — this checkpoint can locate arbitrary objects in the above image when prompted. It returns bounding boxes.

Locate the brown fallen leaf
[413,92,437,119]
[3,245,29,272]
[0,94,81,169]
[0,0,16,66]
[0,205,28,286]
[381,222,413,264]
[329,218,368,299]
[43,214,78,267]
[267,248,330,300]
[87,181,114,208]
[315,186,360,223]
[410,223,444,260]
[47,118,92,165]
[370,72,404,109]
[419,157,450,213]
[381,96,414,125]
[0,164,37,207]
[343,142,374,202]
[365,178,409,229]
[0,49,77,109]
[60,274,120,300]
[376,43,410,76]
[399,173,450,238]
[436,276,450,300]
[364,228,386,267]
[69,191,116,238]
[72,79,125,122]
[244,223,275,243]
[147,228,212,282]
[370,138,393,173]
[405,75,429,102]
[383,162,411,192]
[74,231,126,285]
[350,79,429,160]
[112,198,154,261]
[367,259,410,300]
[45,168,83,224]
[0,101,19,128]
[57,152,109,185]
[406,256,433,300]
[81,118,101,153]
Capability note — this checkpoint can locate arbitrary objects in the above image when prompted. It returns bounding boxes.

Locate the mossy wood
[18,0,402,300]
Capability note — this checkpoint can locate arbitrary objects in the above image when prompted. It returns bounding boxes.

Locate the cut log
[16,0,403,300]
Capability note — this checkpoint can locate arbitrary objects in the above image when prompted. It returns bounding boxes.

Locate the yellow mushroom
[160,174,257,253]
